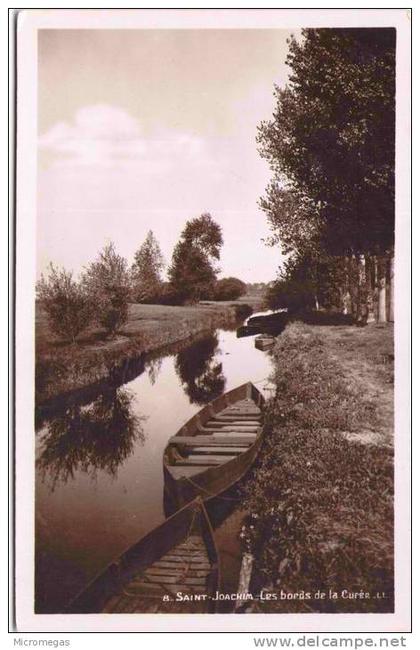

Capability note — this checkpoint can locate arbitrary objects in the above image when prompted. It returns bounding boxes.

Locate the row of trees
[259,28,395,322]
[37,214,246,342]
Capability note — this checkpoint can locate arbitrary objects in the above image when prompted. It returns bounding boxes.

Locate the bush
[147,282,187,306]
[82,243,131,337]
[36,265,93,343]
[213,277,247,301]
[265,278,316,313]
[98,283,130,335]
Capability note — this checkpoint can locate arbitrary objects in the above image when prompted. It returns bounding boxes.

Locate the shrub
[36,264,93,343]
[264,278,316,313]
[82,243,131,337]
[213,277,247,301]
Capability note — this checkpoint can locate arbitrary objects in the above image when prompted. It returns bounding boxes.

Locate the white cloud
[38,104,206,170]
[37,103,285,282]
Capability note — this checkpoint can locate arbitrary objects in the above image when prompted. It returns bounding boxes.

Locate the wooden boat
[68,497,220,614]
[236,324,261,338]
[254,335,276,351]
[247,311,287,327]
[163,382,265,509]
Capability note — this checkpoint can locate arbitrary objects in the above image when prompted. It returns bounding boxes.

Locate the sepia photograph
[13,8,411,633]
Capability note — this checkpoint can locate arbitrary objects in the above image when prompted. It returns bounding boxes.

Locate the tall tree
[168,213,223,302]
[82,242,131,336]
[258,28,395,256]
[131,230,165,303]
[258,28,395,320]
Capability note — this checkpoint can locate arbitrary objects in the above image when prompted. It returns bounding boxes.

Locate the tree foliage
[265,251,347,313]
[36,264,93,343]
[131,230,165,303]
[261,186,323,257]
[265,277,316,313]
[213,277,247,301]
[82,242,131,336]
[168,213,223,302]
[258,28,395,256]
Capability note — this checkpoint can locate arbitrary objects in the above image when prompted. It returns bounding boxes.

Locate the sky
[37,29,294,283]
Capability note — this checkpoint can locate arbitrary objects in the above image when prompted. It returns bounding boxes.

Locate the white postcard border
[14,7,411,633]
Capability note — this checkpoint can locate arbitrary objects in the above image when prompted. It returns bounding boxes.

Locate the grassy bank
[241,321,394,613]
[36,300,254,406]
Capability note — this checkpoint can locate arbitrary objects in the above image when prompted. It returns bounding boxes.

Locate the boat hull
[67,498,220,614]
[163,382,265,510]
[255,336,275,351]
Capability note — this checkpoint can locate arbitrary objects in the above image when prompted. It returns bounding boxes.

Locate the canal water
[35,318,275,613]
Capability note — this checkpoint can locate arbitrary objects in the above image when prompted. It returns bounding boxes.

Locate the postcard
[13,8,411,633]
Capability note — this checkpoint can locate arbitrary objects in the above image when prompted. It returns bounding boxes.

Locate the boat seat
[137,574,207,587]
[174,455,237,466]
[210,415,262,422]
[168,435,255,446]
[222,408,260,414]
[146,566,209,578]
[168,465,214,479]
[205,417,260,425]
[164,548,208,559]
[153,555,210,571]
[218,432,257,439]
[186,446,247,455]
[199,425,259,433]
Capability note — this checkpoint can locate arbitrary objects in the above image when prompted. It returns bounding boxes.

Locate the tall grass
[241,323,394,613]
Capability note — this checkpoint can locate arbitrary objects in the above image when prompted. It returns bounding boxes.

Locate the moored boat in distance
[67,497,220,614]
[254,335,276,351]
[163,382,265,509]
[236,324,261,338]
[246,310,287,327]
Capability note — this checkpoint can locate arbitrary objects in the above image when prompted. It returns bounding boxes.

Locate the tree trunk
[358,254,368,324]
[378,257,387,323]
[372,255,379,322]
[342,256,352,315]
[343,291,352,315]
[389,256,394,322]
[365,255,375,323]
[349,255,358,320]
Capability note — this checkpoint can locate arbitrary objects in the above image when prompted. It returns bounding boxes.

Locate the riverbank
[36,299,259,406]
[240,320,394,613]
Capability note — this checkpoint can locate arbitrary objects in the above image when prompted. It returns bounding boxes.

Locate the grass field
[240,320,394,613]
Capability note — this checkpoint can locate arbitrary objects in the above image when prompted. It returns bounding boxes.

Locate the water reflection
[37,387,145,490]
[35,320,275,613]
[145,357,162,385]
[174,333,226,405]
